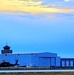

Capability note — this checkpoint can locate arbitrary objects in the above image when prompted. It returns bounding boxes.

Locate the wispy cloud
[0,0,74,15]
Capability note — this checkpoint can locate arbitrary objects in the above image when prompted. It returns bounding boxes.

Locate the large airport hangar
[0,45,60,67]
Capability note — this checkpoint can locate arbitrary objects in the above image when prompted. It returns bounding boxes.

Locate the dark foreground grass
[0,72,74,75]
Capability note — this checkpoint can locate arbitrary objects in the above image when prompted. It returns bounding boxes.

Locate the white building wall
[0,54,16,64]
[17,54,32,66]
[0,52,61,67]
[31,54,39,67]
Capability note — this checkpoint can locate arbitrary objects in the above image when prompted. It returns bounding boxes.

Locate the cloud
[0,0,74,15]
[64,0,70,2]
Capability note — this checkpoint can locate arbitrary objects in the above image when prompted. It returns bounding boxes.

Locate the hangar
[0,45,60,68]
[0,45,74,68]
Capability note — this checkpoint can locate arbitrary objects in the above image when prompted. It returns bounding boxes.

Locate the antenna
[6,40,8,45]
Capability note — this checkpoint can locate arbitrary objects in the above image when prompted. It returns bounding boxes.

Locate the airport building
[0,45,74,68]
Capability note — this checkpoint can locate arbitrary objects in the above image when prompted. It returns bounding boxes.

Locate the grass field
[0,72,74,75]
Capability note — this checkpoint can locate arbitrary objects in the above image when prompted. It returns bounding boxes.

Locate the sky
[0,0,74,58]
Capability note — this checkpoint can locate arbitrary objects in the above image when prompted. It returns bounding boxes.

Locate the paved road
[0,70,74,73]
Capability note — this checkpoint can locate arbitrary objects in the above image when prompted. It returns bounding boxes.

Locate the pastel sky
[0,0,74,57]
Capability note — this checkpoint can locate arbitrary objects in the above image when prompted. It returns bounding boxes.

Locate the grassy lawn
[0,72,74,75]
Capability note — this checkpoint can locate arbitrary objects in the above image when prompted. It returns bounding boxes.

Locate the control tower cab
[1,45,12,54]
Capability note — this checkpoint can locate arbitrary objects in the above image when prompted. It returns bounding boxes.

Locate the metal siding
[0,55,4,63]
[39,57,44,67]
[56,57,60,67]
[0,54,16,64]
[45,58,51,67]
[31,53,57,67]
[51,57,56,66]
[17,54,32,66]
[39,57,51,67]
[0,52,60,67]
[31,54,39,67]
[38,52,57,57]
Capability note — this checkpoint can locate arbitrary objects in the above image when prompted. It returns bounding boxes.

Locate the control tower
[1,45,12,54]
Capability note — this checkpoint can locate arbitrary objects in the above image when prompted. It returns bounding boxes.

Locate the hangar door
[39,57,51,67]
